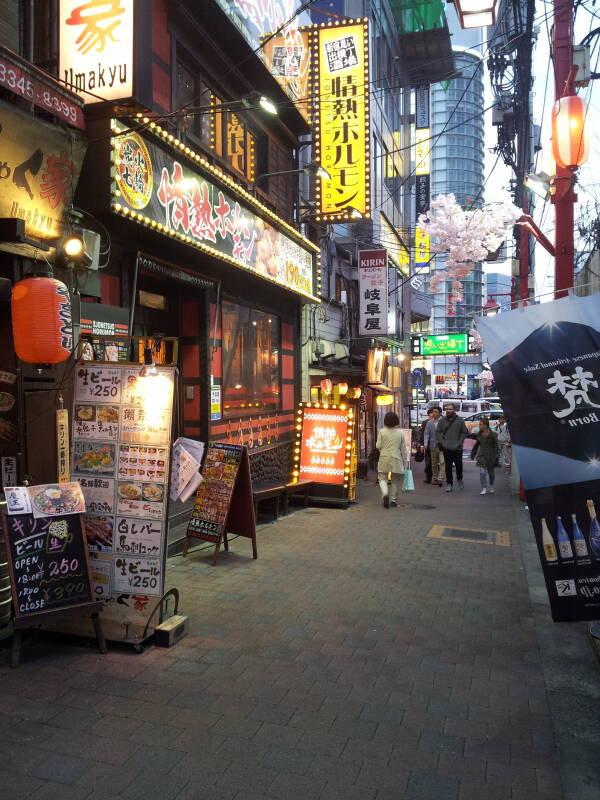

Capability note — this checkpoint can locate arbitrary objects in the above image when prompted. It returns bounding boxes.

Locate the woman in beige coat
[376,412,408,508]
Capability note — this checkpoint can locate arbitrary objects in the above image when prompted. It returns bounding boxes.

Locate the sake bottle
[571,514,588,558]
[587,500,600,559]
[555,517,573,559]
[541,517,558,563]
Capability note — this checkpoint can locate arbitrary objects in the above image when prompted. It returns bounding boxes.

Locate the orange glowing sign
[59,0,134,103]
[297,406,353,485]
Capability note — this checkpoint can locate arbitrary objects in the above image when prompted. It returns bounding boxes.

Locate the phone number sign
[0,46,84,129]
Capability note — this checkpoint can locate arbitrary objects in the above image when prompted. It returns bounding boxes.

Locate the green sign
[413,334,468,356]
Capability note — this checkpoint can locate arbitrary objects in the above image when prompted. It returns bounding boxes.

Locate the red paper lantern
[337,382,349,396]
[320,378,333,395]
[11,275,73,364]
[551,95,589,169]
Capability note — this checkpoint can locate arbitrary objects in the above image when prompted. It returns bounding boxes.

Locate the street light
[482,297,500,316]
[256,161,330,184]
[185,90,278,116]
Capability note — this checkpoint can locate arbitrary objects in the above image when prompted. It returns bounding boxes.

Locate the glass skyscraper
[428,47,485,397]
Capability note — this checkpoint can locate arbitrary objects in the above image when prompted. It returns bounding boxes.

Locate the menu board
[187,443,243,543]
[71,364,175,603]
[3,512,94,619]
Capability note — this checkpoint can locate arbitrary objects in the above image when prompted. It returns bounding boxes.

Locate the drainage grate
[426,525,511,547]
[443,527,494,542]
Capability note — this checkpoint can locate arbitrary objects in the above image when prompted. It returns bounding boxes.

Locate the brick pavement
[0,461,567,799]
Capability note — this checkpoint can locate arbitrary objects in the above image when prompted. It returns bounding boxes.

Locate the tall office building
[428,47,485,397]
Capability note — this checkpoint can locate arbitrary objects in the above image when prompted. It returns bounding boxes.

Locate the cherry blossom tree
[418,194,522,300]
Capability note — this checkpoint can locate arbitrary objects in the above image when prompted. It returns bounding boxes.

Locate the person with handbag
[470,417,500,495]
[437,403,468,492]
[423,406,444,485]
[375,411,407,508]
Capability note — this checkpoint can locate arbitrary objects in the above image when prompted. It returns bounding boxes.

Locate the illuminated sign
[411,334,469,357]
[59,0,134,103]
[295,404,354,486]
[312,19,371,222]
[358,250,389,336]
[415,227,430,266]
[414,85,431,274]
[0,99,85,244]
[414,128,431,176]
[111,121,319,300]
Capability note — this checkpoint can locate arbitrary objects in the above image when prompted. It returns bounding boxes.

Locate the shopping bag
[402,469,414,492]
[414,448,425,463]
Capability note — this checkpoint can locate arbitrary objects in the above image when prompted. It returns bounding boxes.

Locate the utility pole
[551,0,577,298]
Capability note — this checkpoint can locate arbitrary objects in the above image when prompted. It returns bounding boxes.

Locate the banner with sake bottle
[477,292,600,621]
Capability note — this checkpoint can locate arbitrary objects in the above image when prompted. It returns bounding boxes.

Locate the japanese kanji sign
[0,99,85,244]
[312,20,370,222]
[111,123,317,299]
[71,364,175,610]
[414,86,431,270]
[297,406,352,485]
[358,250,389,336]
[477,292,600,622]
[59,0,134,102]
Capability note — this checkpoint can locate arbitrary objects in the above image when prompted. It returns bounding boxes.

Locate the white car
[464,409,504,434]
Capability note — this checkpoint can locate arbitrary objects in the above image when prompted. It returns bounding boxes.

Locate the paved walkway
[0,461,582,799]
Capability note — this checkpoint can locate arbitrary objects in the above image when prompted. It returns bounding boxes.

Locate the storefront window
[222,301,280,415]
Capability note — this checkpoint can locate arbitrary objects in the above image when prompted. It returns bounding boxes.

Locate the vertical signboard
[478,293,600,622]
[312,19,370,222]
[59,0,134,103]
[71,362,175,638]
[414,85,431,270]
[359,250,389,336]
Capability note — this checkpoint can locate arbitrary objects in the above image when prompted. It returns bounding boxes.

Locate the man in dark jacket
[418,409,434,482]
[437,403,468,492]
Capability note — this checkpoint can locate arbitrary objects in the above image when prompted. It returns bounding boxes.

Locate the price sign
[75,366,123,402]
[3,512,94,619]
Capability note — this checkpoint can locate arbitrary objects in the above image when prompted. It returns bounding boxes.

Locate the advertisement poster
[71,364,175,612]
[478,293,600,621]
[298,407,350,485]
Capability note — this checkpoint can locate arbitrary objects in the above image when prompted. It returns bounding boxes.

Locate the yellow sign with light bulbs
[312,19,370,222]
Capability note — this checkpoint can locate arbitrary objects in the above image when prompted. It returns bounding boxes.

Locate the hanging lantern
[337,382,348,396]
[376,394,394,406]
[551,95,589,169]
[320,378,333,395]
[11,275,72,364]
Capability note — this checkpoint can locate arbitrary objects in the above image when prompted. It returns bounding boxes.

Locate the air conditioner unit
[334,342,349,360]
[320,340,336,359]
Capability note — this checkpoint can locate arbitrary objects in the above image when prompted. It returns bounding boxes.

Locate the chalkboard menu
[3,512,94,620]
[185,443,257,563]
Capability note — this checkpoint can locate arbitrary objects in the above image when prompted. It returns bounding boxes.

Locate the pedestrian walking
[471,417,500,495]
[376,411,407,508]
[423,406,445,485]
[496,415,511,470]
[418,409,434,483]
[437,402,468,492]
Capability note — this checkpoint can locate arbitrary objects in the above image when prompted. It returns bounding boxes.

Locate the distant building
[428,47,485,397]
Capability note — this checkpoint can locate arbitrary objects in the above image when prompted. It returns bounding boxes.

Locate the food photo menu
[71,364,175,599]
